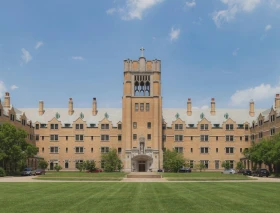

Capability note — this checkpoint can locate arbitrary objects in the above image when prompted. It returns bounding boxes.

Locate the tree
[54,164,62,172]
[0,123,38,172]
[236,161,244,170]
[38,160,48,170]
[76,163,84,172]
[198,162,206,172]
[84,160,96,172]
[101,149,122,172]
[222,161,230,170]
[163,149,186,172]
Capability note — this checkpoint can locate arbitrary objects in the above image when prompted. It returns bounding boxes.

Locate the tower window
[147,134,151,140]
[134,76,150,96]
[140,103,144,111]
[135,103,139,111]
[147,122,151,129]
[146,103,150,111]
[133,122,137,129]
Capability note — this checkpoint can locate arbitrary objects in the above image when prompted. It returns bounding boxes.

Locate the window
[50,135,59,141]
[245,136,249,142]
[226,135,234,142]
[66,136,68,141]
[251,135,255,141]
[226,160,234,169]
[215,160,219,169]
[21,119,26,126]
[35,135,39,141]
[35,124,39,129]
[259,120,263,126]
[147,134,151,140]
[213,124,220,128]
[191,136,193,141]
[245,124,249,130]
[162,124,166,130]
[175,124,183,130]
[240,136,242,141]
[66,148,68,153]
[50,146,59,153]
[140,103,144,111]
[226,147,234,154]
[133,122,137,129]
[91,136,93,141]
[200,124,209,130]
[200,135,209,142]
[10,114,15,121]
[101,124,109,129]
[226,124,234,130]
[162,135,166,142]
[76,124,84,130]
[190,160,194,168]
[90,124,96,128]
[133,134,137,140]
[91,148,93,153]
[118,124,122,130]
[200,147,209,154]
[75,135,84,141]
[50,124,58,129]
[216,148,218,153]
[42,136,44,141]
[146,103,150,112]
[0,109,1,116]
[147,122,151,129]
[271,128,275,136]
[101,135,110,141]
[135,103,139,111]
[65,161,69,169]
[42,147,44,153]
[259,132,263,139]
[76,160,84,168]
[174,147,183,153]
[118,148,122,154]
[190,148,193,153]
[101,147,109,153]
[240,148,243,153]
[200,160,209,169]
[40,124,47,128]
[238,124,244,129]
[65,124,71,128]
[270,115,276,122]
[175,135,183,142]
[75,147,84,153]
[118,135,122,141]
[188,124,195,128]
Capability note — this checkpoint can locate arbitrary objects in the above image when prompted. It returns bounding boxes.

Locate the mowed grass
[34,172,127,181]
[1,183,280,213]
[161,172,254,181]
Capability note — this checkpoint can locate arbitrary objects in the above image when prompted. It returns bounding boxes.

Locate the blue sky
[0,0,280,109]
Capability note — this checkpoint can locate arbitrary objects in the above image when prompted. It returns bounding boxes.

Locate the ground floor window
[215,160,219,169]
[190,160,194,168]
[174,147,183,153]
[200,160,209,169]
[226,160,234,169]
[65,160,69,169]
[75,160,83,169]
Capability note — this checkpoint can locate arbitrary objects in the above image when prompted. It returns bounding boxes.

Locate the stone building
[1,50,280,171]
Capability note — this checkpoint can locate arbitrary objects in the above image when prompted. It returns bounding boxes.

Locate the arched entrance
[131,154,153,172]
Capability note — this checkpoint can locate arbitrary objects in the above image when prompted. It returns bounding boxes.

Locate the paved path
[1,175,280,183]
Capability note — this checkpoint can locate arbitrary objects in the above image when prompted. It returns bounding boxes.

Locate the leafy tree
[38,160,48,170]
[54,164,62,172]
[236,161,244,170]
[163,149,186,172]
[76,163,84,172]
[0,123,38,172]
[0,167,5,177]
[101,149,122,172]
[222,161,230,170]
[84,160,96,172]
[198,162,206,172]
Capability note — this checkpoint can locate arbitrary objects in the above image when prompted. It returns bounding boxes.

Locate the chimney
[68,98,74,115]
[187,98,192,116]
[39,101,45,115]
[211,98,216,115]
[92,98,98,116]
[4,92,10,108]
[249,99,255,117]
[275,94,280,109]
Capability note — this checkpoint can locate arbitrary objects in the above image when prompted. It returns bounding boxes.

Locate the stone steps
[127,174,162,178]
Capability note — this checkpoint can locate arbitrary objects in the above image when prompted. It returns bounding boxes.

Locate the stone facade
[1,52,280,172]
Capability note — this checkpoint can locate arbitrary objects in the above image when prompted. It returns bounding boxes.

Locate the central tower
[122,48,163,172]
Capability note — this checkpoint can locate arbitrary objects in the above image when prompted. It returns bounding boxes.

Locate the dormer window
[213,124,220,128]
[245,124,249,130]
[40,124,47,128]
[118,124,122,130]
[175,124,183,130]
[101,124,109,130]
[64,124,71,128]
[90,124,96,128]
[270,115,275,122]
[10,114,15,121]
[259,120,263,126]
[0,109,2,116]
[226,124,234,130]
[237,124,244,129]
[200,124,208,130]
[76,124,84,130]
[188,124,194,128]
[22,119,26,126]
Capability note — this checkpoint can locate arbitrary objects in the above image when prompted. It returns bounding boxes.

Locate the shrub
[84,160,96,172]
[38,160,49,170]
[0,167,6,177]
[54,164,62,172]
[76,163,84,172]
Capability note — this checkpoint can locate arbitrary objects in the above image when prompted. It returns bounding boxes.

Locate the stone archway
[131,154,153,172]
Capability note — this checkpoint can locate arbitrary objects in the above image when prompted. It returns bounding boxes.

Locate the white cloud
[230,82,280,106]
[270,0,280,8]
[109,0,164,20]
[265,24,272,31]
[212,0,261,27]
[106,8,117,15]
[72,56,84,60]
[21,48,32,64]
[232,48,240,56]
[186,0,196,8]
[35,41,44,49]
[11,85,18,90]
[192,105,209,110]
[169,27,181,41]
[0,81,7,99]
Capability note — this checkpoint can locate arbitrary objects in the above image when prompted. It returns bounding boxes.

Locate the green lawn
[161,172,254,181]
[1,183,280,213]
[34,172,127,181]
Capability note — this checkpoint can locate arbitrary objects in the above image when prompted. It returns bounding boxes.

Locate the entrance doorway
[138,161,146,172]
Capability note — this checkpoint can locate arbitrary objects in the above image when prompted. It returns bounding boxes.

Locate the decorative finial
[80,112,84,119]
[175,113,180,119]
[200,113,204,119]
[140,47,145,57]
[55,112,60,119]
[224,113,229,119]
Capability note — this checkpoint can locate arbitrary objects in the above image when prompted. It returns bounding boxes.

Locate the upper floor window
[188,124,195,128]
[226,124,234,130]
[259,132,263,139]
[200,147,209,154]
[135,103,139,111]
[147,134,152,140]
[22,119,26,126]
[175,124,183,130]
[175,135,183,142]
[75,135,84,141]
[270,115,275,122]
[101,135,110,141]
[50,135,59,141]
[174,147,183,153]
[76,124,84,130]
[213,124,220,128]
[162,124,166,130]
[50,146,59,153]
[50,124,58,130]
[200,135,209,142]
[140,103,144,111]
[0,109,2,116]
[259,120,263,126]
[133,122,137,129]
[146,103,150,112]
[226,135,234,142]
[101,124,109,130]
[245,135,249,142]
[35,135,39,141]
[147,122,151,129]
[75,147,84,153]
[35,124,39,129]
[271,128,275,136]
[118,124,122,130]
[118,135,122,141]
[10,114,15,121]
[200,124,208,130]
[133,134,137,140]
[134,75,150,96]
[101,147,109,153]
[226,147,234,154]
[245,124,249,130]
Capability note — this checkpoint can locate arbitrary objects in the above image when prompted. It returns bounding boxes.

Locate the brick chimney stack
[249,99,255,117]
[92,98,98,116]
[187,98,192,116]
[39,100,45,115]
[275,94,280,109]
[210,98,216,115]
[68,98,74,115]
[4,92,10,108]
